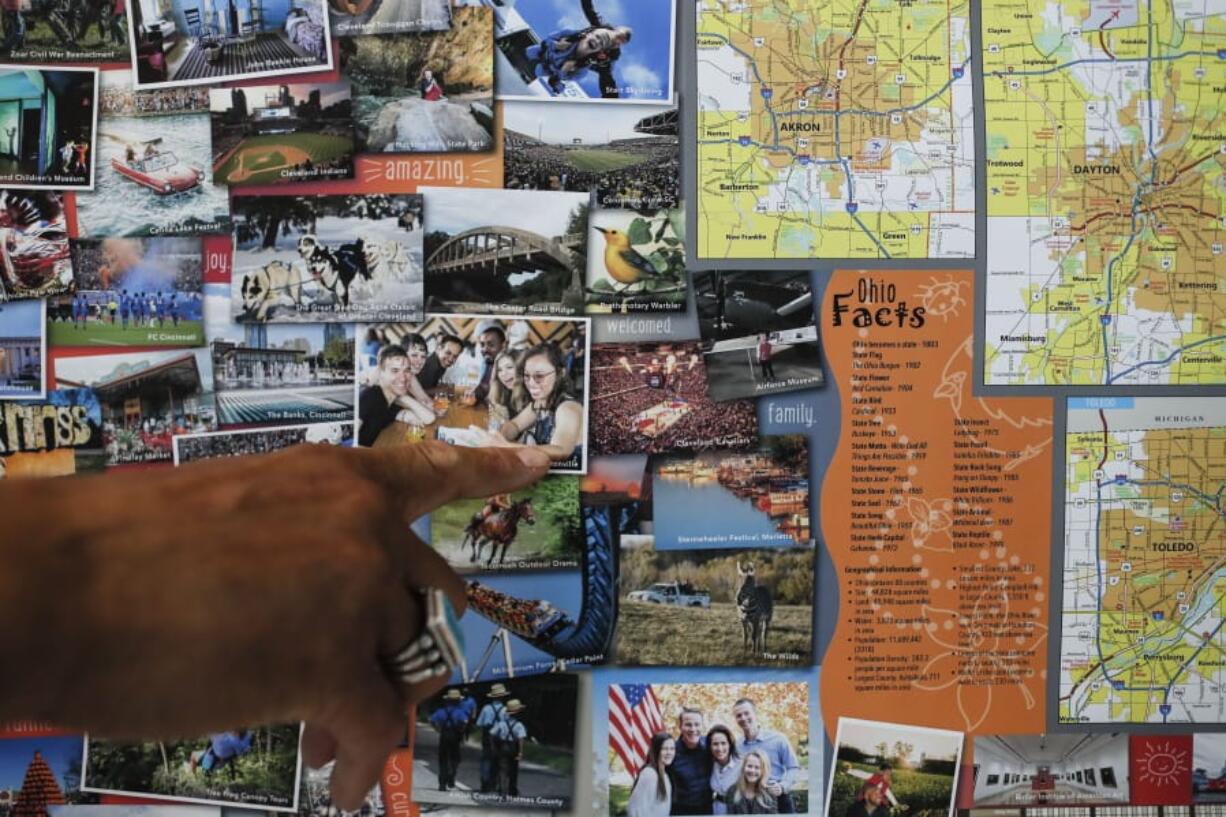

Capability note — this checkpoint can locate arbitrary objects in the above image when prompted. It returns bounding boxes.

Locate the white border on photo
[0,65,100,192]
[172,421,357,465]
[354,313,592,475]
[329,0,453,36]
[80,725,304,813]
[0,298,47,401]
[826,717,964,817]
[488,0,677,105]
[124,1,335,90]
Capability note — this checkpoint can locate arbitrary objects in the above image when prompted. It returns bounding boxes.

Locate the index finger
[351,441,552,519]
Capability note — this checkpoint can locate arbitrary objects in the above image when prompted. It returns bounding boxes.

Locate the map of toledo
[695,0,975,259]
[983,1,1226,386]
[1061,398,1226,725]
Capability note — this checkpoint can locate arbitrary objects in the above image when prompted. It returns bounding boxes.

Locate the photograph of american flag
[609,683,665,775]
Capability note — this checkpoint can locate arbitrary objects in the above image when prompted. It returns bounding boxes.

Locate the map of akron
[1060,397,1226,724]
[695,0,975,259]
[983,1,1226,386]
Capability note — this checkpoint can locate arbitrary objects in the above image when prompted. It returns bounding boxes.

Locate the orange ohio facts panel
[820,270,1054,736]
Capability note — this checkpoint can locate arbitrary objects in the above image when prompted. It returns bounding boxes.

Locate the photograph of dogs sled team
[230,193,423,323]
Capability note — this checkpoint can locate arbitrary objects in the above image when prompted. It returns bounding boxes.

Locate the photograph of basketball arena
[210,81,355,186]
[503,101,677,209]
[590,342,757,456]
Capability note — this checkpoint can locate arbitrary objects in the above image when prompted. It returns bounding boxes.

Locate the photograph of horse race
[82,725,303,811]
[209,82,355,186]
[230,193,423,323]
[616,542,815,667]
[430,475,583,572]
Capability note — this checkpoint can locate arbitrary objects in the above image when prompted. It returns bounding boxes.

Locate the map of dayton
[983,0,1226,386]
[1060,398,1226,725]
[695,0,976,260]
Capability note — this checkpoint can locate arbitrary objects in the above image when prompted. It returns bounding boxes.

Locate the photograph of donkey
[617,544,815,666]
[736,561,774,655]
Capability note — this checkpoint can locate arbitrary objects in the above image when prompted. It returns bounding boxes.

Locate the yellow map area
[1061,424,1226,724]
[982,1,1226,386]
[695,0,975,259]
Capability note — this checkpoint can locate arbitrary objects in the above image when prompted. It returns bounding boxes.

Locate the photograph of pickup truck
[616,539,814,667]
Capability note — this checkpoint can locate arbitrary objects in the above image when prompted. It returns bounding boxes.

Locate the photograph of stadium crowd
[339,6,494,153]
[358,314,589,473]
[585,207,686,314]
[78,72,229,238]
[424,187,589,315]
[0,66,98,190]
[49,237,204,348]
[210,81,355,186]
[174,422,353,464]
[503,101,677,209]
[590,342,757,456]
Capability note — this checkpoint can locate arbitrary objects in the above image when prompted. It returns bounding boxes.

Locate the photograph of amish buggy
[209,81,355,186]
[0,733,96,806]
[338,6,494,153]
[0,388,105,478]
[972,734,1129,807]
[0,190,72,301]
[205,283,355,427]
[328,0,451,36]
[429,474,582,572]
[423,187,589,316]
[589,342,758,457]
[653,436,811,551]
[503,100,678,210]
[412,675,579,810]
[53,347,217,467]
[694,271,823,402]
[617,541,815,668]
[230,193,423,323]
[0,297,44,398]
[826,718,963,817]
[0,66,97,190]
[127,0,334,89]
[0,0,130,63]
[77,71,229,238]
[605,679,811,816]
[584,207,686,315]
[48,237,205,348]
[357,315,589,473]
[479,0,676,102]
[82,725,303,811]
